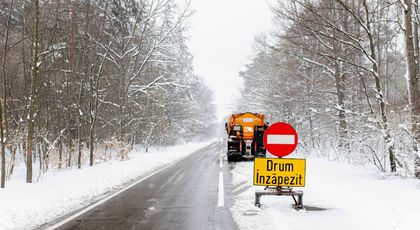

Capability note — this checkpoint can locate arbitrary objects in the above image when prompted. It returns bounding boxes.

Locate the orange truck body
[227,113,265,140]
[225,112,267,161]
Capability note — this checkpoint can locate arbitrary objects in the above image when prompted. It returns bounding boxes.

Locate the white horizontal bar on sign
[267,135,295,145]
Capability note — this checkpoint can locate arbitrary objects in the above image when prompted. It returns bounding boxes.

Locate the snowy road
[45,141,236,230]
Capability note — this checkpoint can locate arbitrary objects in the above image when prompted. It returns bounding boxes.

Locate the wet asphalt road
[49,141,236,230]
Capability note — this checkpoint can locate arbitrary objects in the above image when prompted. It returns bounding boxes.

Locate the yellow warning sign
[253,158,306,187]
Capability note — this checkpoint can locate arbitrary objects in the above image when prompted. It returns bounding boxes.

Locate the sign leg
[255,194,261,207]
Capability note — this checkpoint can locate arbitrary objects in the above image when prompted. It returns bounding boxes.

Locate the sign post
[254,122,306,209]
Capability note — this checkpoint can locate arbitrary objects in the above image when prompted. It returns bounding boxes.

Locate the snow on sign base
[253,158,306,187]
[263,122,298,157]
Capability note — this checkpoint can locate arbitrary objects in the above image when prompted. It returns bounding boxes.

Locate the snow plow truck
[225,112,268,162]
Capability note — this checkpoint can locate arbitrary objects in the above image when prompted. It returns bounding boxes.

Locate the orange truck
[225,112,268,162]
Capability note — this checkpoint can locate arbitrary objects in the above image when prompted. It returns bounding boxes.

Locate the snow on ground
[0,141,212,230]
[230,156,420,230]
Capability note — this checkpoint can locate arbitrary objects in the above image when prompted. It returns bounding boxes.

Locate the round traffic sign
[263,122,298,157]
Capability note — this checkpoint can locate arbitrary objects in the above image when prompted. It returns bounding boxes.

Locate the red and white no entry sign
[263,122,298,157]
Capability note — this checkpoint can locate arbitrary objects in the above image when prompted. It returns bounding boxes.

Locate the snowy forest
[240,0,420,178]
[0,0,216,187]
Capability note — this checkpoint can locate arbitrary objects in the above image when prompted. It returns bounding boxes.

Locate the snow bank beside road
[0,141,212,230]
[230,157,420,230]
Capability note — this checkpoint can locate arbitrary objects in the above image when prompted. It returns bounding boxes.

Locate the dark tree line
[0,0,216,187]
[240,0,420,178]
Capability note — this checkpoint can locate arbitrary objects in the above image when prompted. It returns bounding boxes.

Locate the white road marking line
[218,171,224,207]
[219,156,223,168]
[44,158,186,230]
[267,134,295,145]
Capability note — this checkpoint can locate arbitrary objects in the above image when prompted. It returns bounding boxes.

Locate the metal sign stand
[255,186,303,210]
[255,155,304,210]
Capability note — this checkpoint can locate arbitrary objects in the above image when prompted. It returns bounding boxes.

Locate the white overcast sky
[185,0,273,121]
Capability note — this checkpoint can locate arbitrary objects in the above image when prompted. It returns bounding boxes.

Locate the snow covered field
[230,156,420,230]
[0,142,212,230]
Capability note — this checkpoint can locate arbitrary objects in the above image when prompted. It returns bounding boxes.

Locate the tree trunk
[89,121,94,166]
[0,0,14,189]
[27,0,40,183]
[7,146,16,180]
[67,133,73,167]
[331,26,349,152]
[0,82,5,187]
[77,78,84,168]
[366,20,396,172]
[89,46,108,166]
[334,61,349,151]
[413,0,420,76]
[89,76,99,167]
[54,74,62,169]
[403,0,420,178]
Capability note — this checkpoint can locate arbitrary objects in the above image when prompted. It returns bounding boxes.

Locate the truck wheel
[227,154,234,162]
[236,155,242,162]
